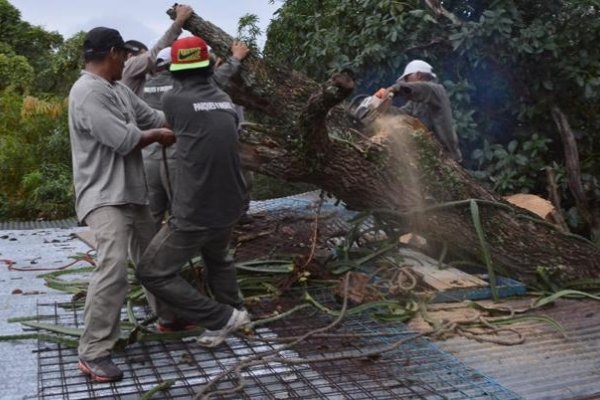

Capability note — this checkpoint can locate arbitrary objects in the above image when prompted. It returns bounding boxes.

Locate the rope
[2,250,95,272]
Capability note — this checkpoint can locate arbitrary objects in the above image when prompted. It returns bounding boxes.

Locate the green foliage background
[0,0,83,219]
[264,0,600,235]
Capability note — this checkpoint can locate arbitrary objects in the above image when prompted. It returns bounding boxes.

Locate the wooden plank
[398,247,488,291]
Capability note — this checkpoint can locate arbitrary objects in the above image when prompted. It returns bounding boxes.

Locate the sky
[9,1,281,48]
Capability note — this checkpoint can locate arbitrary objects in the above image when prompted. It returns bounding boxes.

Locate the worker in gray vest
[136,36,250,347]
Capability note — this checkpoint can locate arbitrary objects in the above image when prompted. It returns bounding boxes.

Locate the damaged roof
[1,192,599,399]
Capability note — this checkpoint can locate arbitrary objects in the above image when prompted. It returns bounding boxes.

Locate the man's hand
[155,128,176,146]
[231,40,250,61]
[174,4,193,25]
[374,88,389,99]
[135,128,176,152]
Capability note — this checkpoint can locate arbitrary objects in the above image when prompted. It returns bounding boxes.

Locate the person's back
[163,71,245,229]
[141,57,177,230]
[143,70,174,109]
[385,60,462,162]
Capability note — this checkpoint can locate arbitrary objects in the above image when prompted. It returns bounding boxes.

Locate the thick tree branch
[168,5,320,121]
[423,0,462,25]
[551,106,600,242]
[299,72,355,156]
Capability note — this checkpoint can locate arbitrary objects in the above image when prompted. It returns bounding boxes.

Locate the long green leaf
[140,380,176,400]
[21,321,84,337]
[470,199,498,300]
[534,289,600,308]
[490,315,567,338]
[8,315,55,323]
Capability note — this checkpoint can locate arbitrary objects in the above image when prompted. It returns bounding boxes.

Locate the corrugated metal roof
[434,298,600,399]
[0,218,78,230]
[3,192,599,399]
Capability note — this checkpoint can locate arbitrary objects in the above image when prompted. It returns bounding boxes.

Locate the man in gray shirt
[380,59,462,162]
[121,3,193,97]
[69,27,176,383]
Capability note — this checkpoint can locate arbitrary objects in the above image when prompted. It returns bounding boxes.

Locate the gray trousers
[78,205,175,360]
[144,157,177,233]
[136,223,242,330]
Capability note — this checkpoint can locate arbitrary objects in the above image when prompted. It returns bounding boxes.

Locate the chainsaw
[347,89,394,125]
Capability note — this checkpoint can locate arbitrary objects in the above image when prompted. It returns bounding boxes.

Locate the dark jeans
[136,223,242,330]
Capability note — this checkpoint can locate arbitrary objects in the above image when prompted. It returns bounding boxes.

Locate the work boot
[78,356,123,382]
[196,308,250,348]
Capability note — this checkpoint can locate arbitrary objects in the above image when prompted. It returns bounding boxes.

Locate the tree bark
[169,8,600,285]
[552,107,600,244]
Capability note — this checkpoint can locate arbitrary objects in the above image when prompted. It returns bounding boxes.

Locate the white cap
[398,59,437,81]
[156,47,172,68]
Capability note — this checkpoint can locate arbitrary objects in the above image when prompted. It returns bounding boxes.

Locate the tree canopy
[0,0,84,219]
[264,0,600,238]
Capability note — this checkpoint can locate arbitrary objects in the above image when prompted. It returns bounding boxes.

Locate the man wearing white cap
[379,60,462,162]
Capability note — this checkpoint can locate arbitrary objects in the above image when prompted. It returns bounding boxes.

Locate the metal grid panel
[36,193,519,399]
[37,299,521,400]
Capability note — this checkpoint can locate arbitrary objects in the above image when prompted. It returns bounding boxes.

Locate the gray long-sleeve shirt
[68,71,166,221]
[390,81,462,162]
[142,70,176,160]
[121,20,184,96]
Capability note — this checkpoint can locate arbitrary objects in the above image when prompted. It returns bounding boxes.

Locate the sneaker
[196,308,250,348]
[156,319,197,333]
[78,356,123,383]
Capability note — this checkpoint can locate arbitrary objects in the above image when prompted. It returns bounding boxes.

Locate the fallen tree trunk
[170,8,600,285]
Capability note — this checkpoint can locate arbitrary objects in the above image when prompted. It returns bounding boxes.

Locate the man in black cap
[68,26,177,382]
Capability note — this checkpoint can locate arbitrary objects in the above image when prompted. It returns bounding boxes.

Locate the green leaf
[534,289,600,308]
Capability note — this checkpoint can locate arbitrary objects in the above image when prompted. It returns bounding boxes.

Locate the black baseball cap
[83,27,137,55]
